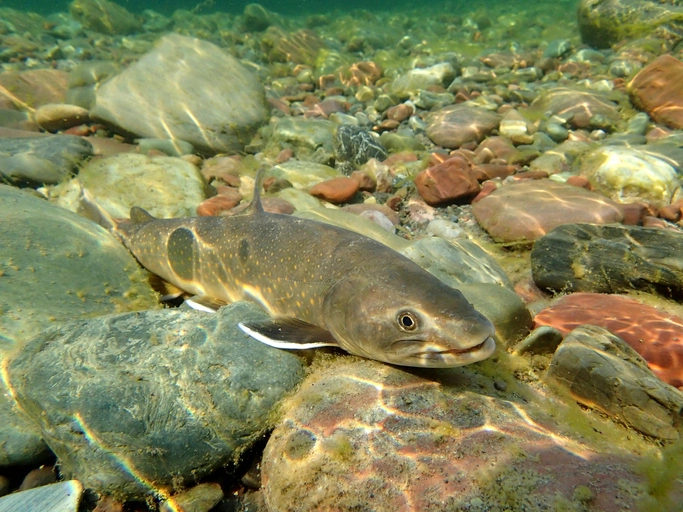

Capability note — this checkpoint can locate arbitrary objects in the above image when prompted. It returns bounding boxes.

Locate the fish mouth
[438,336,495,356]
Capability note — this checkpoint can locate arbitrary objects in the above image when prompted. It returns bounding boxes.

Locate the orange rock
[472,180,497,203]
[565,175,591,190]
[385,103,413,122]
[534,293,683,388]
[629,54,683,129]
[196,191,241,216]
[414,156,480,206]
[309,177,359,204]
[472,163,517,182]
[350,170,376,192]
[659,199,683,222]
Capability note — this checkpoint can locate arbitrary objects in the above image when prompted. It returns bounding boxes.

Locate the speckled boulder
[535,293,683,389]
[0,185,157,350]
[472,179,624,243]
[426,105,500,149]
[91,34,268,154]
[578,145,679,207]
[531,223,683,299]
[6,303,305,499]
[262,360,652,511]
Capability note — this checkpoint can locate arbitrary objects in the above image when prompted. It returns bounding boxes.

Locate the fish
[80,173,496,368]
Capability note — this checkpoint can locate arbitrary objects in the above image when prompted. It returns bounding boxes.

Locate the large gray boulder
[6,303,305,499]
[91,34,268,154]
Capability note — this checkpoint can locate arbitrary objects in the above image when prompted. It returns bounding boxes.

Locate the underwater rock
[333,124,387,173]
[0,386,50,467]
[69,0,141,35]
[414,155,481,206]
[6,303,305,499]
[531,223,683,299]
[242,3,271,32]
[159,483,224,512]
[309,176,359,204]
[534,292,683,389]
[0,135,92,186]
[0,69,68,110]
[0,480,82,512]
[548,324,683,440]
[262,359,649,511]
[34,104,90,133]
[578,145,679,207]
[269,116,335,157]
[390,62,457,97]
[69,152,206,218]
[426,104,500,149]
[472,180,624,243]
[0,185,157,350]
[629,54,683,130]
[577,0,683,49]
[91,34,268,154]
[524,87,621,130]
[269,160,341,190]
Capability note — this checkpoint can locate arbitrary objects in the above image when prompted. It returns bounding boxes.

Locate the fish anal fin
[238,318,338,349]
[185,296,228,313]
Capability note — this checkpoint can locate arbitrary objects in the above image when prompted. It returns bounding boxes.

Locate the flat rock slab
[0,135,93,186]
[0,185,157,350]
[534,292,683,389]
[91,34,268,154]
[531,223,683,299]
[472,179,624,243]
[6,303,305,499]
[548,325,683,440]
[262,360,650,511]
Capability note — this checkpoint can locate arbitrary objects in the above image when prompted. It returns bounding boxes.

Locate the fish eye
[397,311,418,331]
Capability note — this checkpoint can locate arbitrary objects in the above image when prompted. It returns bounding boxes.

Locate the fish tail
[77,184,118,232]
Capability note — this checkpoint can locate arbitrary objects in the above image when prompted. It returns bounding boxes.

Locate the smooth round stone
[426,104,500,149]
[543,39,572,59]
[535,293,683,389]
[426,218,466,240]
[390,62,456,97]
[34,103,89,133]
[269,161,341,190]
[414,156,480,206]
[262,359,649,512]
[6,303,305,499]
[629,54,683,130]
[0,185,158,350]
[578,145,678,207]
[75,152,206,218]
[270,116,335,153]
[91,34,268,154]
[137,138,194,156]
[309,176,359,204]
[524,87,620,130]
[0,135,92,186]
[473,179,624,243]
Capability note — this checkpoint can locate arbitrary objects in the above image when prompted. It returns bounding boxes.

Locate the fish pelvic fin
[247,169,265,214]
[185,295,228,313]
[239,318,339,349]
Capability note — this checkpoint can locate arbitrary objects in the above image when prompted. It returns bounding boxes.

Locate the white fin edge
[185,299,219,313]
[238,322,338,349]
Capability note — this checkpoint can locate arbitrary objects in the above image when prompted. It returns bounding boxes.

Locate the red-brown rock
[414,156,480,206]
[342,203,399,225]
[350,170,376,192]
[534,293,683,388]
[197,193,241,216]
[385,103,413,122]
[629,54,683,129]
[426,105,500,149]
[0,69,68,109]
[472,163,518,182]
[309,177,359,204]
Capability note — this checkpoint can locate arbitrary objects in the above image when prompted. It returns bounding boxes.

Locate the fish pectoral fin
[148,273,187,301]
[185,295,228,313]
[238,318,339,349]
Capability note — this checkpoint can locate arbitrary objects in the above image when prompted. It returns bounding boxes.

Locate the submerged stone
[6,303,305,499]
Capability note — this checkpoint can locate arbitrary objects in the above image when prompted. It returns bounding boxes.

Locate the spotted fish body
[110,184,496,368]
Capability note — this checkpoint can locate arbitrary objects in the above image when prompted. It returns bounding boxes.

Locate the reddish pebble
[93,495,125,512]
[267,97,291,116]
[659,199,683,222]
[385,194,403,210]
[643,215,670,229]
[472,163,517,182]
[342,203,399,225]
[629,54,683,129]
[201,155,242,184]
[385,103,413,122]
[350,170,376,192]
[19,466,57,491]
[309,177,359,204]
[375,119,399,131]
[513,170,549,181]
[383,152,418,167]
[620,202,648,225]
[472,180,497,203]
[197,193,241,216]
[565,175,592,190]
[276,148,294,163]
[414,156,480,206]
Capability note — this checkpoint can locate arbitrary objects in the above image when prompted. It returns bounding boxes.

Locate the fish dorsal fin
[247,169,265,214]
[130,206,156,224]
[238,318,339,349]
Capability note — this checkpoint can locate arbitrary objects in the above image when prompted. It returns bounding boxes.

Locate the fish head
[323,275,496,368]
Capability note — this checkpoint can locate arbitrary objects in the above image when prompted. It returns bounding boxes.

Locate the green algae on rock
[0,185,158,351]
[6,303,305,499]
[69,0,141,35]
